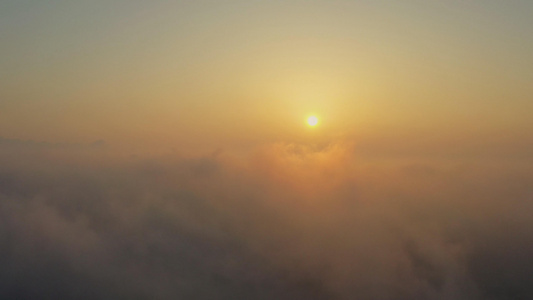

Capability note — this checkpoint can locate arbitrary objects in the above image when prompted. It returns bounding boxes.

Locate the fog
[1,138,532,299]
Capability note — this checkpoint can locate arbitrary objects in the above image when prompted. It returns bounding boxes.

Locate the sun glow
[307,116,319,127]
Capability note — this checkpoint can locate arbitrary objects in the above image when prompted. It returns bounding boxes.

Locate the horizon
[1,1,533,299]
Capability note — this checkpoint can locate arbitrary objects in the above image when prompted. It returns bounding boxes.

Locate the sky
[1,1,533,299]
[2,0,532,150]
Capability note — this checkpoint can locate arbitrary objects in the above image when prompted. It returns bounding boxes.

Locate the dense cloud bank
[0,142,532,299]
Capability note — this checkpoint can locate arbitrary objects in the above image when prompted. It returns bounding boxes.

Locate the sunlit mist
[1,1,533,299]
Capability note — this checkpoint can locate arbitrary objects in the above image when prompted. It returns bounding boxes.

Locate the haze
[1,1,532,299]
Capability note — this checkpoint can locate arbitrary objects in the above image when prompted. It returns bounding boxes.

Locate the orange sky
[1,1,532,155]
[1,2,533,298]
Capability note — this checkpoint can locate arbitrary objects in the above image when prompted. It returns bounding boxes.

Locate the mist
[1,139,532,300]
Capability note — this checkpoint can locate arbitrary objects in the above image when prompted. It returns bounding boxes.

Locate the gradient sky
[2,2,533,300]
[1,0,532,151]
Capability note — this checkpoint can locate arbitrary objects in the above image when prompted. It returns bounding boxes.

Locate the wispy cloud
[1,141,532,299]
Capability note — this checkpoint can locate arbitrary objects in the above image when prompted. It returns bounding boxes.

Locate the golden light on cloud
[307,116,319,127]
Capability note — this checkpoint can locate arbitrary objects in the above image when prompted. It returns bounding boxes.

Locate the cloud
[0,137,107,151]
[0,140,532,299]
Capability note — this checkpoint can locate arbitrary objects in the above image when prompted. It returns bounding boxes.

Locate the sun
[307,115,319,127]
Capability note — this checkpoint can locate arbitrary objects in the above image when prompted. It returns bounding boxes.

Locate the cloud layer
[0,141,532,299]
